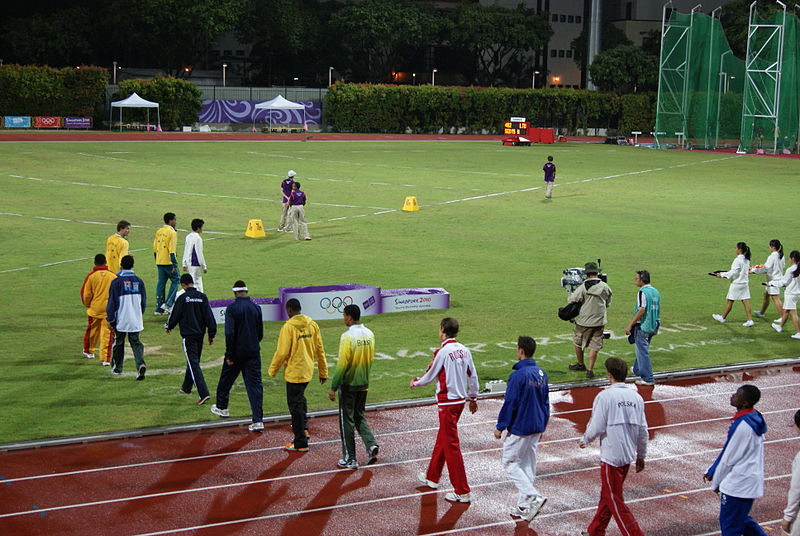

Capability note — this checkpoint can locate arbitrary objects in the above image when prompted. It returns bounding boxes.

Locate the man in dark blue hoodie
[165,273,217,405]
[704,384,768,536]
[494,336,550,522]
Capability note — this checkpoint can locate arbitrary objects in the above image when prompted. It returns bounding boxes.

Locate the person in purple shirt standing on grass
[277,170,295,233]
[543,156,556,199]
[289,181,312,241]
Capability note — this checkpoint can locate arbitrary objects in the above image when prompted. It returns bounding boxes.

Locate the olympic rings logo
[319,295,353,314]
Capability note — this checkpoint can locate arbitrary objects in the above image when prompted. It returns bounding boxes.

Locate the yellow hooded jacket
[80,266,117,318]
[269,314,328,383]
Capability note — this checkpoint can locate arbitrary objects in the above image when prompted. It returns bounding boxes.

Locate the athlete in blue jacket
[494,336,550,521]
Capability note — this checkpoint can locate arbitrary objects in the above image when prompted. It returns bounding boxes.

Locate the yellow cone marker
[402,196,419,212]
[245,219,266,238]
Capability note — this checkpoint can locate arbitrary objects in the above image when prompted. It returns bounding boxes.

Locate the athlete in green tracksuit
[328,304,379,469]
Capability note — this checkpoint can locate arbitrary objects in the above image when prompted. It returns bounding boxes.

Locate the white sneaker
[792,333,800,340]
[774,318,783,323]
[526,495,547,520]
[83,352,95,359]
[712,314,726,323]
[210,404,229,418]
[444,492,471,503]
[509,506,529,519]
[248,422,264,432]
[417,471,439,489]
[742,320,755,327]
[772,323,783,333]
[337,458,358,470]
[753,311,765,319]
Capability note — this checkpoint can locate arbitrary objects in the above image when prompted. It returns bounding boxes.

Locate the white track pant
[502,432,542,508]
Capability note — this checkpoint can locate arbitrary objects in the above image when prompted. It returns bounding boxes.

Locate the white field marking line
[421,477,790,536]
[429,155,741,207]
[1,173,391,211]
[5,384,799,485]
[692,520,782,536]
[2,435,795,522]
[0,216,234,273]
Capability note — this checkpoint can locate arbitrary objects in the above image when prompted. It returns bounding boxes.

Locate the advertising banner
[380,288,450,314]
[4,116,31,128]
[208,297,282,324]
[34,116,62,128]
[64,116,92,128]
[280,284,381,321]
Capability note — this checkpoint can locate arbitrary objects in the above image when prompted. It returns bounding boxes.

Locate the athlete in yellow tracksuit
[269,298,328,451]
[153,213,179,314]
[105,220,131,274]
[80,254,117,364]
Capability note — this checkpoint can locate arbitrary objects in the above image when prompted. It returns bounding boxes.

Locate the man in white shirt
[182,218,207,293]
[579,357,648,536]
[410,317,479,504]
[704,385,768,536]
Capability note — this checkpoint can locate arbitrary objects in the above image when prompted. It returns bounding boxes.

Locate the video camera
[560,258,608,294]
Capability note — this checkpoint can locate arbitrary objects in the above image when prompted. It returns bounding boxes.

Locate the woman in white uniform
[768,250,800,339]
[713,242,754,327]
[750,239,785,321]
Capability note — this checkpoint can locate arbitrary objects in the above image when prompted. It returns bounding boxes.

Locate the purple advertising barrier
[64,117,92,129]
[209,297,282,324]
[208,285,450,323]
[380,288,451,314]
[198,100,322,125]
[280,283,381,321]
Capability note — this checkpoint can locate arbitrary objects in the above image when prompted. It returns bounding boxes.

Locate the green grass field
[1,139,797,443]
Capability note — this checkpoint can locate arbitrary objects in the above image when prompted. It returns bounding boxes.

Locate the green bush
[0,64,107,121]
[325,83,650,135]
[113,77,202,131]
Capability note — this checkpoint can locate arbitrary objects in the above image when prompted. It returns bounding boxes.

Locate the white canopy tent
[253,95,306,131]
[110,92,161,131]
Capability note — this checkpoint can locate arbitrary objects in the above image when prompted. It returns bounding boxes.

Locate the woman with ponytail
[713,242,754,326]
[751,239,785,320]
[768,250,800,339]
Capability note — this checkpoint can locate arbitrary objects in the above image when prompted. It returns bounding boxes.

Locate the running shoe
[417,471,439,489]
[210,404,229,418]
[712,314,726,323]
[367,445,379,465]
[444,492,471,503]
[284,442,309,452]
[136,365,146,381]
[248,422,264,432]
[337,459,358,470]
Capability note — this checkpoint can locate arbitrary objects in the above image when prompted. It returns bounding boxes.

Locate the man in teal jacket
[625,270,661,386]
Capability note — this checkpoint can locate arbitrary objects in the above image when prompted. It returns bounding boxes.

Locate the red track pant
[425,403,470,495]
[587,462,644,536]
[83,316,114,363]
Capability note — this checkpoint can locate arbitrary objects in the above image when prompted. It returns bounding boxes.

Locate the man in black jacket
[210,280,265,432]
[166,273,216,404]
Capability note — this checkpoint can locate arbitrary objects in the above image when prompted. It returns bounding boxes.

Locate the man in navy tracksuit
[106,255,147,380]
[494,336,550,521]
[165,273,216,405]
[704,384,768,536]
[210,280,265,432]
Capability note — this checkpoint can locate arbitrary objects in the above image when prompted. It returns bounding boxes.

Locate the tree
[720,0,783,59]
[0,6,94,67]
[448,3,552,86]
[589,45,658,94]
[570,22,634,72]
[328,0,444,83]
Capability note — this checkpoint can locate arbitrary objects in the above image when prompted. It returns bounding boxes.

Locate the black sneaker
[586,370,595,379]
[569,363,587,371]
[367,445,379,465]
[136,365,147,381]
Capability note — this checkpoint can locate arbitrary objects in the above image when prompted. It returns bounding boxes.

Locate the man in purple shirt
[277,170,295,232]
[543,156,556,199]
[289,181,311,241]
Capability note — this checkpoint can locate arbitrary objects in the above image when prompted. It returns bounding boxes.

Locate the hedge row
[325,84,657,135]
[113,78,202,132]
[0,65,108,119]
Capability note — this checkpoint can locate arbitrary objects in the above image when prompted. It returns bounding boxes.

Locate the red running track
[1,365,798,536]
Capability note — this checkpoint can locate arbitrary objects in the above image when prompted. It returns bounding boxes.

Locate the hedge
[0,64,108,121]
[113,77,202,132]
[326,83,656,135]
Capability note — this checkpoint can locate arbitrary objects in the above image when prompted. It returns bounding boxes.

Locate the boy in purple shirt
[543,156,556,199]
[277,170,295,232]
[289,181,311,241]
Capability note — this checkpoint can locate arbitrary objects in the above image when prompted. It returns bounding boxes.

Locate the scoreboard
[503,120,529,135]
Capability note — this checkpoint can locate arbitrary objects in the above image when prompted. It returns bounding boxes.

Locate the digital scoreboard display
[503,121,529,135]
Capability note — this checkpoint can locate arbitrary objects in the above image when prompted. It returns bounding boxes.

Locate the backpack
[558,301,582,321]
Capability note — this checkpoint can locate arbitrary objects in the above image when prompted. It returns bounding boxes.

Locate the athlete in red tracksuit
[411,317,479,503]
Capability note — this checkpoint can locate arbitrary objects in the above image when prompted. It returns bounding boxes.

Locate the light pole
[532,70,540,89]
[432,68,437,86]
[222,63,227,87]
[328,66,334,87]
[412,72,416,85]
[113,61,117,84]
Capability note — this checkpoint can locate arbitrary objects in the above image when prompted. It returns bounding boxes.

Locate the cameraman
[567,262,613,379]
